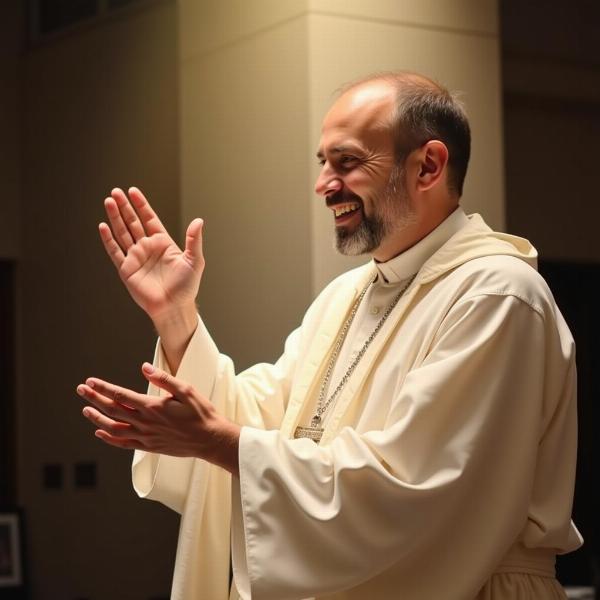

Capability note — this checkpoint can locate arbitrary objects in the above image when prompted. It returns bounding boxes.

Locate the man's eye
[318,159,326,167]
[340,156,357,167]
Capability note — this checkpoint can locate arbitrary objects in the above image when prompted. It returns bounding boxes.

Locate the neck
[373,203,459,262]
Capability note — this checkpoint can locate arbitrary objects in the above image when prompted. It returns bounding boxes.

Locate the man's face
[315,82,415,257]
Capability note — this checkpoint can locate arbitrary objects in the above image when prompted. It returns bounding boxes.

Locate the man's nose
[314,165,343,196]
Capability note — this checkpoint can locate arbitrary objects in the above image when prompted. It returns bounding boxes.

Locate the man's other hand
[100,187,203,323]
[76,363,240,475]
[100,187,202,372]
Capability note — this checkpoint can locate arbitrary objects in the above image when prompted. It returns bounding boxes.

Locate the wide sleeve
[231,292,576,600]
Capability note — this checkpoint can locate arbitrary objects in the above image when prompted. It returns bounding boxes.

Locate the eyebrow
[316,145,354,160]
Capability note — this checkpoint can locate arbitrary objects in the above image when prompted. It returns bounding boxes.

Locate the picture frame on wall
[0,512,23,588]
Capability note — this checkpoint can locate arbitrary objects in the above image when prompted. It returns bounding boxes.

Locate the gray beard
[334,210,386,256]
[334,166,414,257]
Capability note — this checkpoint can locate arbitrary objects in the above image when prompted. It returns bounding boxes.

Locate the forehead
[318,81,396,154]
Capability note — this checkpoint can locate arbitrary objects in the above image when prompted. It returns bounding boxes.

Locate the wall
[0,0,22,259]
[502,0,600,261]
[179,1,313,370]
[18,3,179,598]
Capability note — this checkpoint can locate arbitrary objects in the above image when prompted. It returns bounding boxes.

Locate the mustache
[325,191,364,208]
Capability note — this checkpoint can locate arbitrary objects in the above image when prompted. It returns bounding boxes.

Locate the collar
[374,207,469,284]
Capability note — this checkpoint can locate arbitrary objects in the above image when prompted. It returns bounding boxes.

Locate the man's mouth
[331,202,361,219]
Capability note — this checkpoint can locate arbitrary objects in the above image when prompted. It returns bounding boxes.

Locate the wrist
[151,303,198,334]
[151,304,199,374]
[206,418,240,476]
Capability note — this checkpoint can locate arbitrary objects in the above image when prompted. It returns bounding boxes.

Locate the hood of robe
[416,213,538,285]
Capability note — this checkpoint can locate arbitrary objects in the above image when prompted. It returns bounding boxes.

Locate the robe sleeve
[231,292,577,600]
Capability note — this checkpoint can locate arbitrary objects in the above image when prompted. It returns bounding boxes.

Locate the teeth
[333,203,360,217]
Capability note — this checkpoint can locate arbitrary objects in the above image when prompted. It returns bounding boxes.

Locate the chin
[334,232,377,256]
[335,245,370,257]
[334,215,383,256]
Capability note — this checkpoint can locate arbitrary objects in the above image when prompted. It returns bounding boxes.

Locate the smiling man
[77,72,581,599]
[318,78,418,259]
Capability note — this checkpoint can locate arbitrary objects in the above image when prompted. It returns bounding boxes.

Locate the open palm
[99,187,204,319]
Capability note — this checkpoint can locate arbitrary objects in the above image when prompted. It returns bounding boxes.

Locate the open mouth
[332,202,361,220]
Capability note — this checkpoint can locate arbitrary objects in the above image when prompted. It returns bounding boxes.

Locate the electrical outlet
[74,462,96,489]
[42,463,63,489]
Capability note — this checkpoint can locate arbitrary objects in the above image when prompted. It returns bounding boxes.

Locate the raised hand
[100,187,203,321]
[76,363,240,474]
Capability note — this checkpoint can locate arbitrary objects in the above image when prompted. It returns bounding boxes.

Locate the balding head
[322,79,397,135]
[337,72,471,197]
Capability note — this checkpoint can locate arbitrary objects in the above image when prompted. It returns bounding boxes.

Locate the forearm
[151,303,199,374]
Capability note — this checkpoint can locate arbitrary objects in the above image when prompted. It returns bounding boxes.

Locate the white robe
[132,213,582,600]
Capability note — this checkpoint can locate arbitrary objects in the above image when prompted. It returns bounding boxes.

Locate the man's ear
[416,141,449,192]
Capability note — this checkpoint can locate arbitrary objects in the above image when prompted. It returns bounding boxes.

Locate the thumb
[184,218,204,271]
[142,362,185,398]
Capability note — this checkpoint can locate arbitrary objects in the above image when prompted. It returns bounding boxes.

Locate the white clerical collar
[374,207,469,284]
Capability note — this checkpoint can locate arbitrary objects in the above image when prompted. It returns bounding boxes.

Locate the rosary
[294,273,416,443]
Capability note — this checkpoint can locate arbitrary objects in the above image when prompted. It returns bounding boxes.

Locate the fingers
[111,188,146,242]
[93,429,144,450]
[81,405,137,439]
[100,187,170,258]
[98,222,125,269]
[141,363,192,400]
[127,187,168,236]
[104,195,135,251]
[184,218,205,273]
[77,378,150,412]
[77,380,154,447]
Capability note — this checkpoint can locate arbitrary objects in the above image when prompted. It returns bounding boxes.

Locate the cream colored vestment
[132,213,582,600]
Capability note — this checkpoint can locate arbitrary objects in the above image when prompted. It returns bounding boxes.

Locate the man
[77,72,582,599]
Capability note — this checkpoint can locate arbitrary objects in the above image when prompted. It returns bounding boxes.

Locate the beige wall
[180,3,312,370]
[0,0,22,259]
[19,3,179,598]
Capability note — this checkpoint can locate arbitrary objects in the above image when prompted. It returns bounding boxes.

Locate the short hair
[340,72,471,197]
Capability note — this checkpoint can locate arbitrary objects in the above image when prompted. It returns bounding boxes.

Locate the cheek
[343,171,386,203]
[343,171,375,196]
[346,163,390,188]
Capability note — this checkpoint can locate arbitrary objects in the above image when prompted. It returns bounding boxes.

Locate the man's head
[315,72,471,261]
